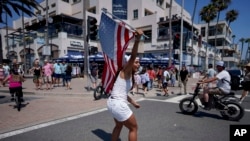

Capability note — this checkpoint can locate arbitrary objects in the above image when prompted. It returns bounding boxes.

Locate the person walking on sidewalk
[140,67,150,96]
[202,64,216,88]
[65,64,72,90]
[60,61,67,87]
[30,60,43,90]
[239,63,250,103]
[162,66,170,96]
[107,29,142,141]
[180,66,189,94]
[42,60,53,90]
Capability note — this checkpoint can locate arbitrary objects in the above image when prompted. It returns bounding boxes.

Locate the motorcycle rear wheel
[220,101,245,121]
[179,98,198,115]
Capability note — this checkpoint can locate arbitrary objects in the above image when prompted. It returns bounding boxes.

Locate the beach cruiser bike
[179,82,244,121]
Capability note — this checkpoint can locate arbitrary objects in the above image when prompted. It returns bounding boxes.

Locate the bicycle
[93,82,110,100]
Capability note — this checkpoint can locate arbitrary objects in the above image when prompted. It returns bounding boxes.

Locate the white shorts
[107,98,132,122]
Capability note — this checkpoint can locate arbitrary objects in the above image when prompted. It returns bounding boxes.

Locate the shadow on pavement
[176,111,223,120]
[92,128,122,141]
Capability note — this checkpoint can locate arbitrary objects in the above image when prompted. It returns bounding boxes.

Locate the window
[62,0,69,3]
[158,27,168,39]
[201,27,206,37]
[133,9,138,19]
[73,0,81,3]
[43,6,49,11]
[51,3,56,8]
[36,10,41,15]
[49,11,56,17]
[31,19,37,24]
[88,7,96,14]
[143,30,152,42]
[144,9,153,16]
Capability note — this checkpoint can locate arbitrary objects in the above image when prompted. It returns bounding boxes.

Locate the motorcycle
[179,83,245,121]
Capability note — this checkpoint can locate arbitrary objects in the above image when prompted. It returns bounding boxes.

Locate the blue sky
[175,0,250,60]
[1,0,249,59]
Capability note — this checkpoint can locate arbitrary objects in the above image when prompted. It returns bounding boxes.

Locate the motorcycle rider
[198,61,231,110]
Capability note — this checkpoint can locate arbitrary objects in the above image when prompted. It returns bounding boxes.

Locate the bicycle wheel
[93,86,104,100]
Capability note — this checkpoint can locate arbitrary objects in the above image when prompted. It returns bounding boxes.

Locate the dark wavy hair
[10,69,19,75]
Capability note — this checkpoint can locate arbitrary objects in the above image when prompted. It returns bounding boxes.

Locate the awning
[67,50,84,59]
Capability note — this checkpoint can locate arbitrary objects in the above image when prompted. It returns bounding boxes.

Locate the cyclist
[198,61,231,110]
[3,69,25,101]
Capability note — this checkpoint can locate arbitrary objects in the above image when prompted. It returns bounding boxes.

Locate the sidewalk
[0,75,200,97]
[0,76,200,135]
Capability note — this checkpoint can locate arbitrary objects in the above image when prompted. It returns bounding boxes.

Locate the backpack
[165,71,170,81]
[166,74,170,81]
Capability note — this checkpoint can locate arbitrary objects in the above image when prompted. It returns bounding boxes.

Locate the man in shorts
[43,60,53,90]
[199,61,231,110]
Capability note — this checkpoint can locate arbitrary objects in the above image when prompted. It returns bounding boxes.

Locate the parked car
[227,69,244,90]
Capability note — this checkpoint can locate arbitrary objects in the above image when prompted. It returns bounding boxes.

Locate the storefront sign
[70,41,83,47]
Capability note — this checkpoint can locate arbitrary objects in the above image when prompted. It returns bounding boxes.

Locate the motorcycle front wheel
[220,101,245,121]
[179,98,198,115]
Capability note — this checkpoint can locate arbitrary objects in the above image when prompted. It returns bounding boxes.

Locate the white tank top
[111,73,132,101]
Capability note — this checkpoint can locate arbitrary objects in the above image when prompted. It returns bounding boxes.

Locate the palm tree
[245,38,250,62]
[0,0,39,23]
[199,4,217,69]
[239,38,245,62]
[223,9,239,61]
[211,0,231,49]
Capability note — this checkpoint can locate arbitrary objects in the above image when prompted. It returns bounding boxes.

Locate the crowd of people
[130,64,182,97]
[0,59,74,94]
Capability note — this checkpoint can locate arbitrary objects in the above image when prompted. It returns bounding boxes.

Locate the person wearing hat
[239,63,250,103]
[198,61,231,110]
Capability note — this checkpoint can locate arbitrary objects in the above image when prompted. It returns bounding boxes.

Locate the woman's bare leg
[111,118,123,141]
[123,114,138,141]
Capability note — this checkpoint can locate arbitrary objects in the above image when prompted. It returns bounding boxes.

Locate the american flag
[99,13,134,93]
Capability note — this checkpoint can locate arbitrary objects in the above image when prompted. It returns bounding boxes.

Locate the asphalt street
[0,93,249,141]
[0,76,249,141]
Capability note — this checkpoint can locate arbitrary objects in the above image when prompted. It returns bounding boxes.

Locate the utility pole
[179,0,184,89]
[22,3,26,72]
[45,0,50,60]
[168,0,173,67]
[83,0,90,90]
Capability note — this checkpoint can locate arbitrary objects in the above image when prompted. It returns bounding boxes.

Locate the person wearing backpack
[198,61,231,110]
[162,66,170,96]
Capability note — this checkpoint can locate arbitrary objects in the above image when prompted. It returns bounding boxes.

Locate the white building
[1,0,238,71]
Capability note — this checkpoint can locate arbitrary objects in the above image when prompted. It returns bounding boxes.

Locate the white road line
[0,108,107,139]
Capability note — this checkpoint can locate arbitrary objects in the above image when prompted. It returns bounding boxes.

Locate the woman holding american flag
[106,29,143,141]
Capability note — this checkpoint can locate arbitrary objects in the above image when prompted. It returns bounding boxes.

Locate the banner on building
[112,0,127,20]
[42,46,51,56]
